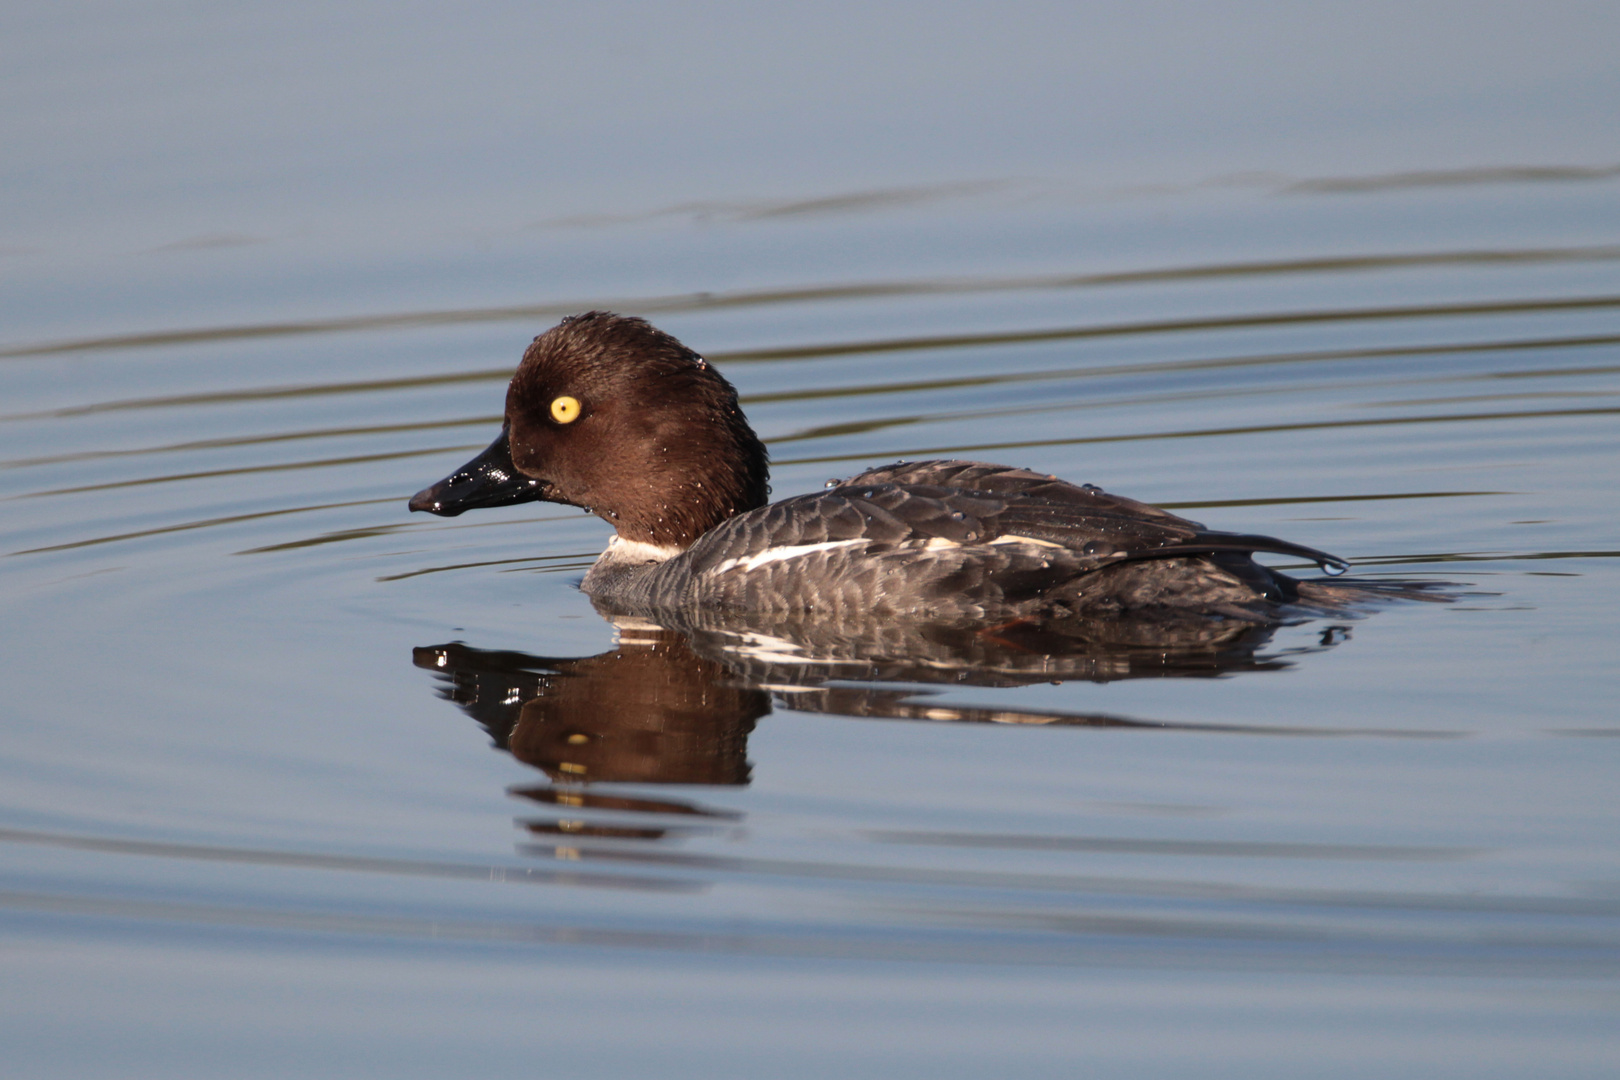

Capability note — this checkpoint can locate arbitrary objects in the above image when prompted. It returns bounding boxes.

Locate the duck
[408,311,1356,622]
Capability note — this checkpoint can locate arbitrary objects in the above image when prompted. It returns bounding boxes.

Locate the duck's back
[586,460,1347,621]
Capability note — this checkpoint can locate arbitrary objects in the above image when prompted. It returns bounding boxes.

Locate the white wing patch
[991,534,1065,549]
[708,535,977,577]
[709,538,867,576]
[706,533,1073,580]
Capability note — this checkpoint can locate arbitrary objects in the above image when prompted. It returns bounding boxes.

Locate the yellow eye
[550,395,581,424]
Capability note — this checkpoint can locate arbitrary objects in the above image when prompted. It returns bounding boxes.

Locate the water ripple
[775,405,1620,467]
[4,245,1617,360]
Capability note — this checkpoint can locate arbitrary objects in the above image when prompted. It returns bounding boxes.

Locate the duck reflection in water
[414,608,1356,804]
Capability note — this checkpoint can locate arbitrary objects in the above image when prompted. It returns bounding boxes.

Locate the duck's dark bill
[408,430,545,517]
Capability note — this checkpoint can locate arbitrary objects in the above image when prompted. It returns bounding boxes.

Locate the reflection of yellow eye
[550,396,581,424]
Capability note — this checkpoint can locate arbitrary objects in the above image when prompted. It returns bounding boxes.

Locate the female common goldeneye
[409,311,1354,620]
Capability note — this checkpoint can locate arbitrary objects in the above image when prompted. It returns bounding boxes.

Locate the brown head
[409,312,770,548]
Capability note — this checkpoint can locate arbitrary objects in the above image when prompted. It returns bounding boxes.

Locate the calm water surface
[4,6,1620,1078]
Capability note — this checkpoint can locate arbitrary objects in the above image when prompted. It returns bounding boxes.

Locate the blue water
[3,5,1619,1077]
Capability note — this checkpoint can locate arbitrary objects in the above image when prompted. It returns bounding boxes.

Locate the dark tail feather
[1109,533,1351,575]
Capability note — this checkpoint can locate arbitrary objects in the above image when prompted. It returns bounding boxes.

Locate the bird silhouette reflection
[415,607,1354,793]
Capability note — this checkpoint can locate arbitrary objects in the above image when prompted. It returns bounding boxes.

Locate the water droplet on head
[1320,558,1349,576]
